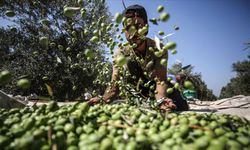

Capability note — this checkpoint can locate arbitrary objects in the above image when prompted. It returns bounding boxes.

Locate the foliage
[168,62,217,101]
[0,0,113,100]
[219,56,250,98]
[187,73,217,101]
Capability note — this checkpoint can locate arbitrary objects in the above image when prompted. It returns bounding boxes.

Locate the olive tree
[0,0,113,100]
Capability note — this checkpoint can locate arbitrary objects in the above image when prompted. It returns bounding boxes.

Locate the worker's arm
[88,50,122,105]
[102,66,119,103]
[88,66,119,105]
[154,67,167,100]
[153,67,176,111]
[152,51,176,111]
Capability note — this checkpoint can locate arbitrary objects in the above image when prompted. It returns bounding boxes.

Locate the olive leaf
[154,35,161,51]
[45,83,53,97]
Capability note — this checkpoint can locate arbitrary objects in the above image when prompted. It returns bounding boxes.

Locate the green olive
[114,13,123,24]
[0,70,12,84]
[227,140,242,149]
[138,26,148,35]
[5,10,15,17]
[160,58,167,66]
[80,8,86,17]
[157,5,164,13]
[64,123,74,133]
[174,83,179,89]
[160,130,172,139]
[78,102,89,113]
[151,134,163,143]
[84,49,93,58]
[64,7,80,17]
[174,25,180,31]
[128,26,137,37]
[90,36,99,42]
[207,139,226,150]
[40,19,50,26]
[17,79,31,89]
[39,36,49,48]
[0,136,10,147]
[184,81,194,90]
[171,49,177,55]
[100,138,112,150]
[154,50,164,57]
[237,136,250,146]
[115,55,126,66]
[10,27,17,32]
[78,0,83,5]
[149,18,158,25]
[179,124,189,137]
[148,47,154,52]
[160,12,170,22]
[126,141,137,150]
[158,31,165,36]
[163,42,176,50]
[214,128,225,136]
[167,88,174,94]
[126,127,135,136]
[58,45,64,50]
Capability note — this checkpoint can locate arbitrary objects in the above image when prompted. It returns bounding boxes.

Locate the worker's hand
[159,98,177,112]
[87,97,101,105]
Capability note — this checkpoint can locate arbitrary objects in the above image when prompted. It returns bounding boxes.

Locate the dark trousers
[168,87,189,111]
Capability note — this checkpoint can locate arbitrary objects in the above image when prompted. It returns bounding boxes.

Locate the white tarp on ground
[187,95,250,120]
[0,90,26,108]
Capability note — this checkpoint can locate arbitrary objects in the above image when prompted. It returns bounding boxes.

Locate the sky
[106,0,250,96]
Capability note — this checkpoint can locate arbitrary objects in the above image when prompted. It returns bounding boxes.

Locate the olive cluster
[0,102,249,150]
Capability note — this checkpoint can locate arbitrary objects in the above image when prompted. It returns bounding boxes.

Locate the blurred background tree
[219,56,250,98]
[219,41,250,98]
[168,62,217,101]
